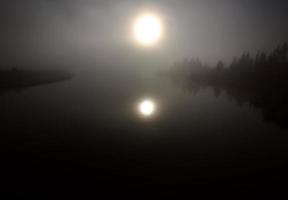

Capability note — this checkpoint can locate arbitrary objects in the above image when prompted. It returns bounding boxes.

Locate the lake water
[1,69,287,193]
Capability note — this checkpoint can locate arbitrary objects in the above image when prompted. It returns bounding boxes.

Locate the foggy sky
[1,0,288,70]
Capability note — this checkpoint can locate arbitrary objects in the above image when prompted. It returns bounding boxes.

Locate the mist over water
[1,0,288,195]
[1,69,287,191]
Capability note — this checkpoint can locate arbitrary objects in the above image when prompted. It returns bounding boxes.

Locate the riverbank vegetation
[169,43,288,89]
[168,43,288,129]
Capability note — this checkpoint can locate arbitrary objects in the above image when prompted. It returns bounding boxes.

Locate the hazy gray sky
[1,0,288,69]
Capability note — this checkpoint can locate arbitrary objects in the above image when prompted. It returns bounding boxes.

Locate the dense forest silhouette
[168,43,288,129]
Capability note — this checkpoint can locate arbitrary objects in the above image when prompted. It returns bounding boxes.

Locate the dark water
[1,69,287,194]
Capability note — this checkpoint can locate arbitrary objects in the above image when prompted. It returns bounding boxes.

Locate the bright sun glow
[133,13,163,46]
[138,99,156,117]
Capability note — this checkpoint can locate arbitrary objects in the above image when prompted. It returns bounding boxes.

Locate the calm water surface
[0,69,287,192]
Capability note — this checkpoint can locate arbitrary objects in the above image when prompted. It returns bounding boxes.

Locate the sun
[138,99,156,117]
[133,13,163,46]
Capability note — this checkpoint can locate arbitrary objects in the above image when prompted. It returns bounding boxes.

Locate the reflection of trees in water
[171,75,288,129]
[215,86,288,129]
[168,43,288,129]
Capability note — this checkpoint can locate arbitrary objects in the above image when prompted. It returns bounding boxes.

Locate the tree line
[169,43,288,89]
[168,43,288,129]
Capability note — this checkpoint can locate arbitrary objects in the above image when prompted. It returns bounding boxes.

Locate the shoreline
[0,69,73,92]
